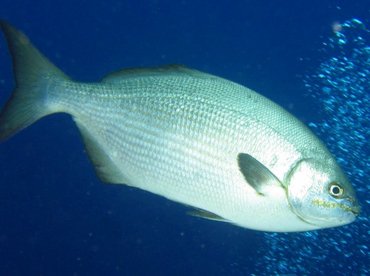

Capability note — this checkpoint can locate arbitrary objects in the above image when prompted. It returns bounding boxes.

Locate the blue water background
[0,1,368,275]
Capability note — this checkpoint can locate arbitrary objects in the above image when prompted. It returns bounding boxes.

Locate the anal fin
[74,119,130,185]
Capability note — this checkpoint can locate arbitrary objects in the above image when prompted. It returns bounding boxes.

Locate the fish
[0,21,360,232]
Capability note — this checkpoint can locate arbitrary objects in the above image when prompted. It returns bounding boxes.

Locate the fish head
[286,158,360,229]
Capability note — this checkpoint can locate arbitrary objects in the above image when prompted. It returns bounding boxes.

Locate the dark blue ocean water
[0,1,369,275]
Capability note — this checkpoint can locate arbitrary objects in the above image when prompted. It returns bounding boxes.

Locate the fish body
[0,22,359,232]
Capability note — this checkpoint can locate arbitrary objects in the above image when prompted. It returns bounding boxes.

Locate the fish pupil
[332,186,340,195]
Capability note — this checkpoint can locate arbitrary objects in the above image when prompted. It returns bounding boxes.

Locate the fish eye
[328,182,344,198]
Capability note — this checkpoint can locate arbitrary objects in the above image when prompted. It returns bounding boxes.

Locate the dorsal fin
[100,64,217,83]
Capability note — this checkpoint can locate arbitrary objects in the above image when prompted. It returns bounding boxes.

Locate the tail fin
[0,21,69,141]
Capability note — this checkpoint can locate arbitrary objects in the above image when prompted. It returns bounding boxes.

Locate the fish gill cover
[254,19,369,275]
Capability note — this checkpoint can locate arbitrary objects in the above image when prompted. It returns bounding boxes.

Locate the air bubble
[255,18,370,275]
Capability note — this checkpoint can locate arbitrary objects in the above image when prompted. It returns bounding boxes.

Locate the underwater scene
[0,1,368,275]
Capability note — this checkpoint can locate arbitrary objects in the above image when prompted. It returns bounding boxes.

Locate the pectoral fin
[237,153,283,195]
[187,209,229,222]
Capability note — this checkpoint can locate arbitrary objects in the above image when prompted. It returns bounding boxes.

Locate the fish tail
[0,21,69,141]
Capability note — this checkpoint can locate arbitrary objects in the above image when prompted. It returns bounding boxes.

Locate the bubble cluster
[255,19,369,274]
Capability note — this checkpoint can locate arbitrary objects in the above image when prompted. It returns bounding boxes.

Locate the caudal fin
[0,21,69,141]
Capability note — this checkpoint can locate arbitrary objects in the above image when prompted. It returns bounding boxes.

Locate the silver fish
[0,21,359,232]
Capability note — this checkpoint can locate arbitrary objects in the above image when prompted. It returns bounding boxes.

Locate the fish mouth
[345,197,361,216]
[349,205,360,216]
[337,201,360,224]
[340,197,360,217]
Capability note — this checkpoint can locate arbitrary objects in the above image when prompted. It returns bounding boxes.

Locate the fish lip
[341,197,360,216]
[349,205,361,216]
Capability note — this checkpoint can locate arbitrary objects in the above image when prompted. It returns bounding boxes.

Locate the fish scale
[57,77,301,214]
[0,21,359,232]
